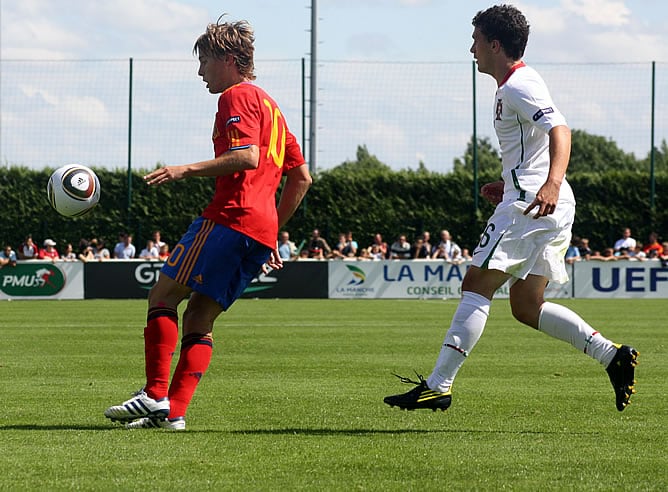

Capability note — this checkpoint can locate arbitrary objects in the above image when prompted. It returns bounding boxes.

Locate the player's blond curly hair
[193,15,256,80]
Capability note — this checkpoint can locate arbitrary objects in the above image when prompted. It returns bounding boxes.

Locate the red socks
[168,333,213,419]
[143,307,179,400]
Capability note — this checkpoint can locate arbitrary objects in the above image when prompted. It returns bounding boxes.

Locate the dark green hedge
[0,166,665,254]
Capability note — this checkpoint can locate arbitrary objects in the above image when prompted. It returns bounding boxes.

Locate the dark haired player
[385,4,638,413]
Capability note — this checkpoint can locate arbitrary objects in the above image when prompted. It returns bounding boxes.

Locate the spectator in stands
[330,233,348,259]
[589,247,617,261]
[139,240,160,260]
[431,229,462,262]
[661,242,668,267]
[308,229,331,259]
[458,248,472,263]
[367,243,385,260]
[18,234,38,260]
[296,248,312,260]
[390,234,412,259]
[77,239,95,261]
[343,231,358,258]
[0,244,17,267]
[277,231,297,261]
[114,232,136,259]
[422,231,433,256]
[642,232,663,259]
[613,227,636,256]
[624,244,647,261]
[38,239,60,262]
[158,243,171,261]
[61,243,77,261]
[411,236,430,259]
[152,230,166,249]
[369,233,389,259]
[565,237,582,264]
[357,247,373,260]
[578,237,593,260]
[92,238,110,261]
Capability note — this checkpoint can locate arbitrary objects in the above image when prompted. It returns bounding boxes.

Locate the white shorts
[471,199,574,284]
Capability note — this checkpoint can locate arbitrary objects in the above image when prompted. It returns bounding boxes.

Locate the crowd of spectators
[3,227,666,269]
[282,228,473,264]
[271,226,666,266]
[566,228,667,265]
[0,231,171,268]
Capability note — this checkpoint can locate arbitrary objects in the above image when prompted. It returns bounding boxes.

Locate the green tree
[640,139,668,173]
[322,145,392,178]
[569,129,638,174]
[452,136,501,176]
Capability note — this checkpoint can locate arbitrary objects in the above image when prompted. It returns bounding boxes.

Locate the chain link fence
[1,59,666,174]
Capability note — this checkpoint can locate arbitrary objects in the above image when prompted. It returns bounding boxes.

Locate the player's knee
[182,305,218,333]
[510,301,541,328]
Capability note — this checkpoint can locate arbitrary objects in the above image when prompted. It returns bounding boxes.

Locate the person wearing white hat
[38,239,60,261]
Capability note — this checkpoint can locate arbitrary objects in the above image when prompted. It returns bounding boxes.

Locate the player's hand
[523,180,560,218]
[144,166,186,186]
[263,248,284,273]
[481,181,504,205]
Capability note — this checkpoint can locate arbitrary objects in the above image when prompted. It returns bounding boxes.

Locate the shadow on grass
[0,424,115,431]
[214,427,600,436]
[0,425,600,436]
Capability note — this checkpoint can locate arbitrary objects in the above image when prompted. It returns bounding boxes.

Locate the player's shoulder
[220,82,274,108]
[505,64,546,90]
[225,82,268,98]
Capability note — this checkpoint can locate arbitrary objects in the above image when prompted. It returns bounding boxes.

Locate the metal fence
[1,58,666,174]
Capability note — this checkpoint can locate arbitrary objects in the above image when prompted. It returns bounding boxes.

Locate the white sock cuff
[461,291,491,313]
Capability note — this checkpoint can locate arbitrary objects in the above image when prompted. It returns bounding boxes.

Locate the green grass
[1,298,666,490]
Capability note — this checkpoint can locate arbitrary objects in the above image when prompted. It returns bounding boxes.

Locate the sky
[3,0,667,63]
[1,0,667,172]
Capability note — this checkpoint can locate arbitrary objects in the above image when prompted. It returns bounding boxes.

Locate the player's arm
[277,164,312,229]
[143,146,259,186]
[481,180,504,205]
[263,164,312,272]
[523,124,571,218]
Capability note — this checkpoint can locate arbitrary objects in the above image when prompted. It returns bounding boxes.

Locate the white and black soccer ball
[47,164,101,217]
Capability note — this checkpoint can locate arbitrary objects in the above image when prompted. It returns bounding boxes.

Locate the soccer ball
[47,164,101,217]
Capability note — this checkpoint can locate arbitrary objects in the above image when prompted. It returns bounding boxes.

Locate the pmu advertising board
[0,261,84,300]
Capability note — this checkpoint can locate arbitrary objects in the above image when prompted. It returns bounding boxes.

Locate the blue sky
[1,1,667,172]
[2,0,667,62]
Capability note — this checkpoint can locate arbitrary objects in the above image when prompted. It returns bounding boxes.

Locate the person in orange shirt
[642,232,664,259]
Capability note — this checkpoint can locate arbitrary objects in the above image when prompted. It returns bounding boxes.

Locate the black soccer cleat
[606,344,639,411]
[384,373,452,412]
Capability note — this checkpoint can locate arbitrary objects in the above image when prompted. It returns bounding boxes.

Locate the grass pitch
[1,298,666,490]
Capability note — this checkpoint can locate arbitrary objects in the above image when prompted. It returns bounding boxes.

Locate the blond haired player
[105,16,311,430]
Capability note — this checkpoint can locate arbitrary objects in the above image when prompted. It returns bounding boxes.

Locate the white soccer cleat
[104,389,170,423]
[125,416,186,431]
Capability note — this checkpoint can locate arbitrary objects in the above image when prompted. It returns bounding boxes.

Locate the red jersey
[38,248,59,260]
[201,82,306,248]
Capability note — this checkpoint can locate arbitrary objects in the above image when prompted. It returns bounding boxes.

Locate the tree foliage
[1,131,665,257]
[452,136,502,176]
[569,129,639,174]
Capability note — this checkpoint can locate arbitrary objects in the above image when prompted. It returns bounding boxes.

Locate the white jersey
[493,62,575,205]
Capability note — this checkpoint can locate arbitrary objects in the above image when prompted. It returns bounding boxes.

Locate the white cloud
[65,96,111,127]
[20,86,60,106]
[561,0,631,26]
[1,4,86,59]
[517,3,567,35]
[88,0,203,32]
